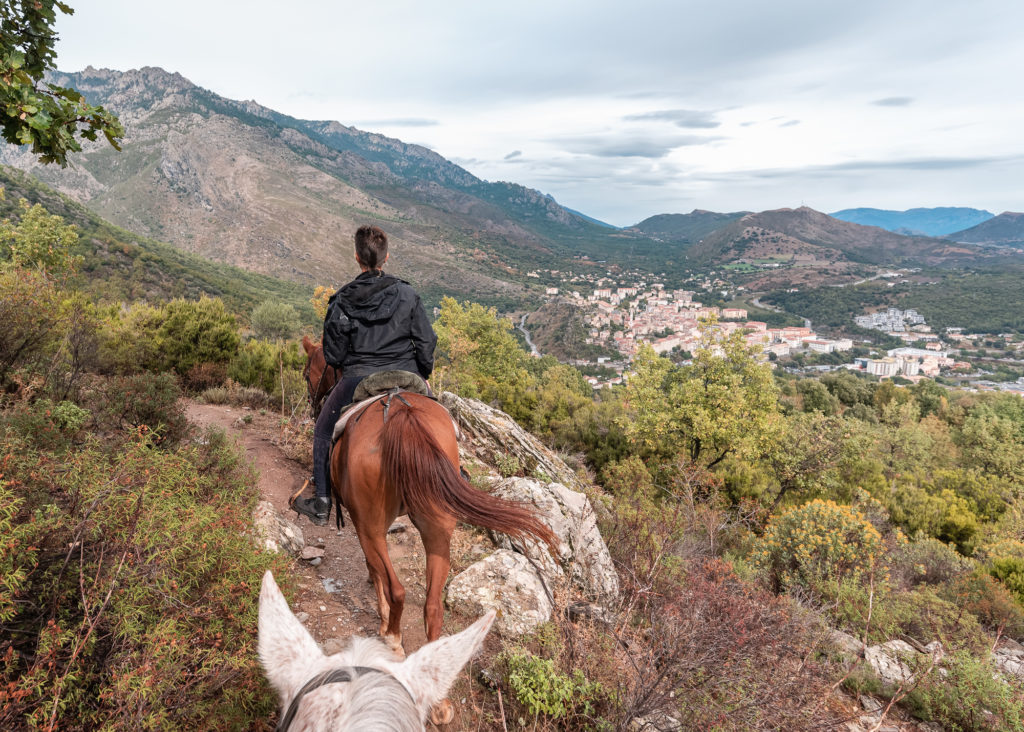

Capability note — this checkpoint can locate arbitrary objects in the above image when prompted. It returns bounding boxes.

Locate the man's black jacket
[322,271,436,379]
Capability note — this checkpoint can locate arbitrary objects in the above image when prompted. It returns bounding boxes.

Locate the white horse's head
[258,571,494,731]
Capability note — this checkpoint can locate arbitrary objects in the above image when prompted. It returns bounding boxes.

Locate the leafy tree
[0,198,79,273]
[796,379,840,415]
[622,326,781,469]
[250,301,300,341]
[763,412,849,511]
[432,297,533,411]
[0,0,123,165]
[157,296,240,376]
[958,405,1024,480]
[820,370,875,407]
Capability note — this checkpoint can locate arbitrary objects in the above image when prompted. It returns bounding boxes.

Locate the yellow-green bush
[752,499,883,592]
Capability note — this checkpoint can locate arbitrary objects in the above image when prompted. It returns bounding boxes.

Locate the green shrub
[158,296,241,376]
[0,480,35,624]
[941,571,1024,638]
[907,649,1024,731]
[227,339,304,394]
[0,430,287,728]
[982,541,1024,606]
[87,372,189,446]
[0,267,64,387]
[751,499,883,592]
[889,538,972,589]
[501,650,612,725]
[828,583,985,650]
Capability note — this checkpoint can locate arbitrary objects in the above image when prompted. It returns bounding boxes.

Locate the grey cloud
[623,109,720,128]
[872,96,914,107]
[698,155,1019,183]
[556,133,722,158]
[779,119,801,127]
[354,118,439,127]
[504,150,522,160]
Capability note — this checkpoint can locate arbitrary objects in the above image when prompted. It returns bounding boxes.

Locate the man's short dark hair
[355,226,388,269]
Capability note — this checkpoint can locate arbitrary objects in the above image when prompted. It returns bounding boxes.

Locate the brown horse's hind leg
[410,513,455,643]
[356,531,406,656]
[366,559,390,636]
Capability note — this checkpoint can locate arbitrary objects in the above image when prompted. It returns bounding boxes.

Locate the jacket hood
[336,272,404,321]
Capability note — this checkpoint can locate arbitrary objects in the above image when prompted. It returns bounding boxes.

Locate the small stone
[859,695,883,713]
[300,546,325,560]
[319,605,327,612]
[309,557,322,567]
[295,611,309,623]
[388,522,408,534]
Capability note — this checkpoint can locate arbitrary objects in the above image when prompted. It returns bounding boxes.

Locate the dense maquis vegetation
[4,192,1024,729]
[435,303,1024,729]
[767,269,1024,334]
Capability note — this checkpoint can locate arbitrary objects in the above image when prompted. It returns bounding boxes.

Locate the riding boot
[293,493,331,526]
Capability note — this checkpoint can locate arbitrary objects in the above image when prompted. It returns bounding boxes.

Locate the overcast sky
[55,1,1024,226]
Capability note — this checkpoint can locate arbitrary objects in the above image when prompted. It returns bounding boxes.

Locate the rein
[276,665,411,731]
[303,359,339,419]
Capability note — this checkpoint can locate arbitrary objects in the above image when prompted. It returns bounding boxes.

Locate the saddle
[331,370,431,443]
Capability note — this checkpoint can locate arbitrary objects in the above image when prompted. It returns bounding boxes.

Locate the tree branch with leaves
[1,1,122,165]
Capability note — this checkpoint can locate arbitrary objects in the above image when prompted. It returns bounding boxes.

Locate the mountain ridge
[829,206,994,236]
[946,211,1024,247]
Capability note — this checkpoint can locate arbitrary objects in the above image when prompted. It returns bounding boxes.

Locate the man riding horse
[293,225,437,526]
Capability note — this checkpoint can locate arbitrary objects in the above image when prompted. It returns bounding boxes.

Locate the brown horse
[302,341,556,722]
[301,335,339,418]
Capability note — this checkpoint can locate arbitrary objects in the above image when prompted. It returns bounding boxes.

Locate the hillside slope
[947,212,1024,247]
[0,164,315,317]
[0,67,652,306]
[630,209,748,243]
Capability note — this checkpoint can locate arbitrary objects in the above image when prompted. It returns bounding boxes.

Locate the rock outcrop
[489,477,619,604]
[442,393,619,636]
[440,392,584,491]
[253,500,304,555]
[446,550,554,637]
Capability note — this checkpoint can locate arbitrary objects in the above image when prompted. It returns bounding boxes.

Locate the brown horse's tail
[380,400,558,555]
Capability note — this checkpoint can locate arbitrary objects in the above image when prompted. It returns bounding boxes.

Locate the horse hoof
[384,633,405,659]
[430,699,454,726]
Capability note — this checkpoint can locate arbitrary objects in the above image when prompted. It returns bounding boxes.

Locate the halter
[276,665,414,731]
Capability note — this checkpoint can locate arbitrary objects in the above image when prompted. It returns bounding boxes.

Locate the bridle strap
[277,665,404,731]
[305,361,339,419]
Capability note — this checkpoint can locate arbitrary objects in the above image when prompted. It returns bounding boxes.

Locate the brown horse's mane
[380,401,558,553]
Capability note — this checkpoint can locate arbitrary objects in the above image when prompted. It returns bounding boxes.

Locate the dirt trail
[185,402,433,653]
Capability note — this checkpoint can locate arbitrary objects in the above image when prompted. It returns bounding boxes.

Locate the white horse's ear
[394,610,496,715]
[258,571,324,700]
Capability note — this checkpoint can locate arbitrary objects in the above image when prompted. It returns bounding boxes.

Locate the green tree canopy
[1,1,123,165]
[250,301,300,341]
[622,326,781,469]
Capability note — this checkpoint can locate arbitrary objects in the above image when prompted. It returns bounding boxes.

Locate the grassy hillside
[0,165,319,323]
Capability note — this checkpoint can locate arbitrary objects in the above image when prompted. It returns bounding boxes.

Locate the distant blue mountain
[829,207,994,237]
